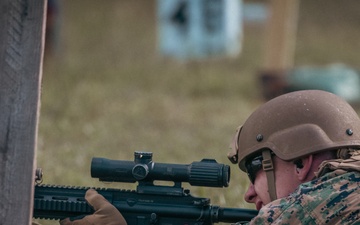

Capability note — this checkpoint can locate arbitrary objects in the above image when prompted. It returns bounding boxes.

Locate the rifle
[33,151,258,224]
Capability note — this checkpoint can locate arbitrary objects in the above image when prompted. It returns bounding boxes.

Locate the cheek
[254,171,272,205]
[275,168,299,198]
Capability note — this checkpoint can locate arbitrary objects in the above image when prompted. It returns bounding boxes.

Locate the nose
[244,183,257,203]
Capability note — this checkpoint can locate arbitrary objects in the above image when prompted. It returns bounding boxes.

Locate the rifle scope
[91,151,230,187]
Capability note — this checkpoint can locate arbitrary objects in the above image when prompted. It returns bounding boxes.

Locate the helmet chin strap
[262,149,277,201]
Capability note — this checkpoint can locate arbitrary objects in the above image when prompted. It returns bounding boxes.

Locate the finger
[85,189,110,211]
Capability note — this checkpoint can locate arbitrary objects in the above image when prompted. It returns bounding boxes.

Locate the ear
[295,155,313,181]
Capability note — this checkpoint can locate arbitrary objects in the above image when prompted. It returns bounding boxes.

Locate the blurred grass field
[36,0,360,224]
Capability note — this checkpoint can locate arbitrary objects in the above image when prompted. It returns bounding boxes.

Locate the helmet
[229,90,360,172]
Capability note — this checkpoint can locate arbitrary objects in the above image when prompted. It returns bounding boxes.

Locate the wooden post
[260,0,300,99]
[0,1,46,224]
[263,0,299,70]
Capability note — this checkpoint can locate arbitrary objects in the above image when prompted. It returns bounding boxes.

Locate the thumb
[59,189,127,225]
[85,189,127,225]
[85,189,110,210]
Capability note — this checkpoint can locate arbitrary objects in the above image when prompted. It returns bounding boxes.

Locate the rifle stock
[33,152,258,224]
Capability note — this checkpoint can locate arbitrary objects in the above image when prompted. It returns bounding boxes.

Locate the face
[244,155,301,210]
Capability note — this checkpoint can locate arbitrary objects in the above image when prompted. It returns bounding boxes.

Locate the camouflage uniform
[237,151,360,225]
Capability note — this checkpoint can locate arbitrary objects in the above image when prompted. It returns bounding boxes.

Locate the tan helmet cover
[228,90,360,172]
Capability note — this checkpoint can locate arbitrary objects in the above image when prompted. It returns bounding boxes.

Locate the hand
[60,189,127,225]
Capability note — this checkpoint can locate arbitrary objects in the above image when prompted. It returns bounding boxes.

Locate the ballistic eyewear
[245,154,264,184]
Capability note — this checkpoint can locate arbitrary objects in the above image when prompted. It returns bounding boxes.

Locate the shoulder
[248,171,360,224]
